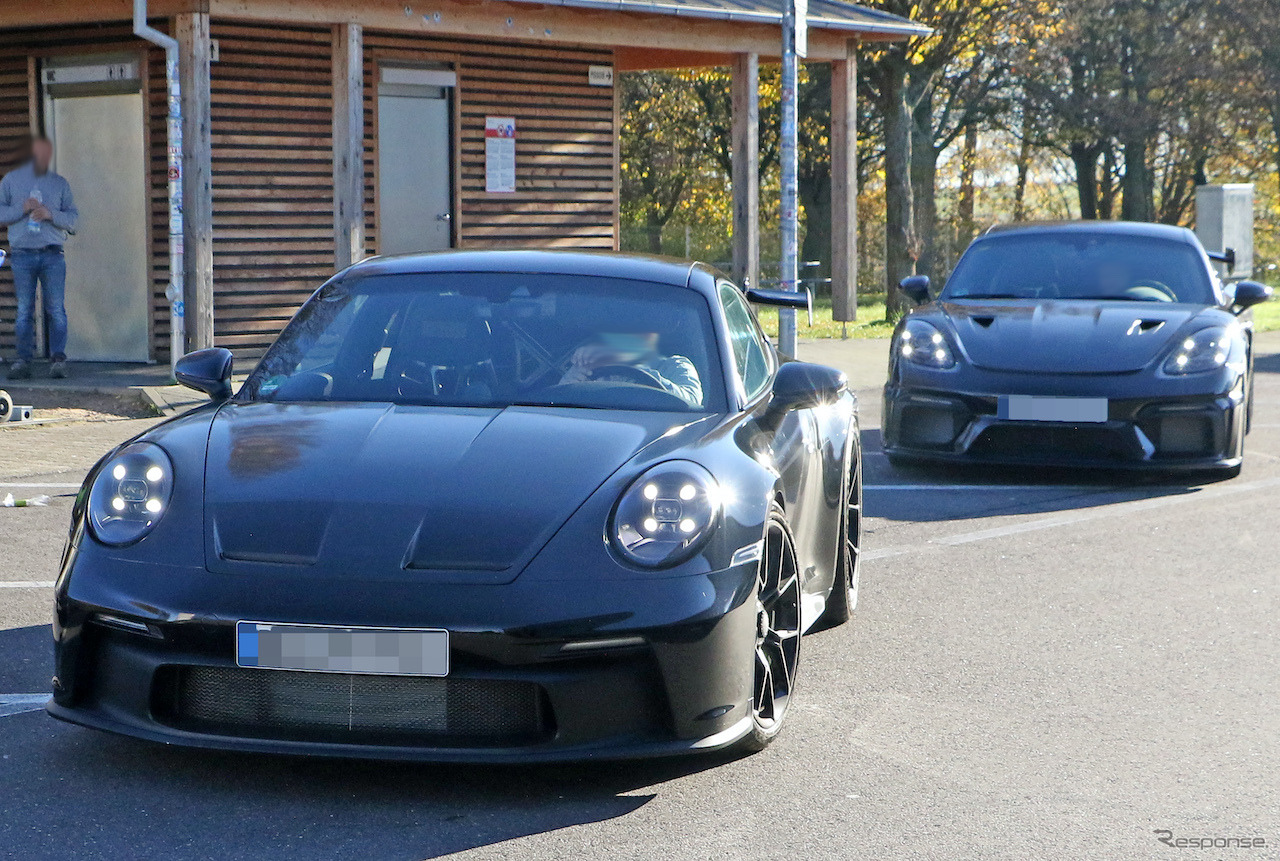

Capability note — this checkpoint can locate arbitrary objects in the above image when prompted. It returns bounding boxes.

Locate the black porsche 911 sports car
[883,221,1273,474]
[49,251,862,761]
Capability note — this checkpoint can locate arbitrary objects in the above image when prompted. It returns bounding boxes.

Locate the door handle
[437,212,451,222]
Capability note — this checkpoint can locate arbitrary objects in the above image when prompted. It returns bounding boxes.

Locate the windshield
[944,233,1216,304]
[240,272,725,413]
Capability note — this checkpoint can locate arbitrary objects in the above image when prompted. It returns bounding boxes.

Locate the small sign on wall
[588,65,614,87]
[485,116,517,194]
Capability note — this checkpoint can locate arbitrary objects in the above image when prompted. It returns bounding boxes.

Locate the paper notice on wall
[485,116,517,194]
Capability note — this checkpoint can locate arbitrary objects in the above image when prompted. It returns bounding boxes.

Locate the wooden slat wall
[362,31,617,253]
[0,53,29,357]
[0,24,167,362]
[209,21,333,358]
[0,21,620,361]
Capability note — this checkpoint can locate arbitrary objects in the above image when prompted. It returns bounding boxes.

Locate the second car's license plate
[235,622,449,676]
[998,396,1108,424]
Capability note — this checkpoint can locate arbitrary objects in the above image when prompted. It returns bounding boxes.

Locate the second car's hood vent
[203,402,676,583]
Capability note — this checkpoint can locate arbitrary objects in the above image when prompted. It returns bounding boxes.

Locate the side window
[718,282,772,400]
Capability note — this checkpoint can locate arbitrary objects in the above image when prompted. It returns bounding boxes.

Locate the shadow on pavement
[0,623,738,859]
[1254,351,1280,375]
[858,427,1214,523]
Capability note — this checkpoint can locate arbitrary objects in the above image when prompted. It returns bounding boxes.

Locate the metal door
[44,58,150,362]
[377,67,455,255]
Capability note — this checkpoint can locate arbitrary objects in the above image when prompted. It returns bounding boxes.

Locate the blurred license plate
[236,622,449,676]
[998,396,1108,424]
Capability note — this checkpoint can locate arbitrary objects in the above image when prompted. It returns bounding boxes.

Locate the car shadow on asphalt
[0,625,743,860]
[858,427,1210,523]
[1254,351,1280,374]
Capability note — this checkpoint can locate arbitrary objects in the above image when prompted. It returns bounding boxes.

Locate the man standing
[0,136,78,379]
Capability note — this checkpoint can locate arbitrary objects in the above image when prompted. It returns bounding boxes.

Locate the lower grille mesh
[161,666,551,745]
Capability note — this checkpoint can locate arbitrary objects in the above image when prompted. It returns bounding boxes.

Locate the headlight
[1163,326,1237,375]
[610,461,720,568]
[88,443,174,546]
[899,320,956,369]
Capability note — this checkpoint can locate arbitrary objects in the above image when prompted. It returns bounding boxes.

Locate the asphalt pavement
[1,337,1277,860]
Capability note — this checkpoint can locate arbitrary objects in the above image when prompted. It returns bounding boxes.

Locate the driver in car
[560,332,703,408]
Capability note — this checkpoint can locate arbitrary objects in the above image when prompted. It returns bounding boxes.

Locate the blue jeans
[11,247,67,362]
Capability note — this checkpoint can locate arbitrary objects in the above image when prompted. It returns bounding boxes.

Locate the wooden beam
[332,22,364,270]
[0,0,202,29]
[208,0,870,61]
[830,43,857,324]
[177,11,214,351]
[731,52,759,290]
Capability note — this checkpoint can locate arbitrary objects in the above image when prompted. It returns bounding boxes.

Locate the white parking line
[864,475,1280,562]
[0,694,47,718]
[0,582,56,588]
[0,482,80,489]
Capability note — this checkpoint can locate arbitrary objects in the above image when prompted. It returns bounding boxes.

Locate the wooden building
[0,0,925,364]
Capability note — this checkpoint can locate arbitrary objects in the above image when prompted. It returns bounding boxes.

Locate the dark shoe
[7,360,31,380]
[49,359,68,379]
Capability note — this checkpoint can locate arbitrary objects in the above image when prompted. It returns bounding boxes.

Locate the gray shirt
[0,162,78,249]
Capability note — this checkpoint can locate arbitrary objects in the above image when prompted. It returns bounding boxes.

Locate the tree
[864,0,1016,314]
[619,72,715,253]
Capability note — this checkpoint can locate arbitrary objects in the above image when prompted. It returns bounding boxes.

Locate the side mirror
[175,347,234,402]
[899,275,932,305]
[1232,280,1273,312]
[761,362,847,429]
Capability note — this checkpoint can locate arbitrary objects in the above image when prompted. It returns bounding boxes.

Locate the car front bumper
[49,557,760,763]
[882,381,1246,471]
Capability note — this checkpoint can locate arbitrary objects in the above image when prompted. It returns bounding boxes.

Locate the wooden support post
[731,52,759,289]
[177,12,214,352]
[332,23,364,270]
[830,42,858,325]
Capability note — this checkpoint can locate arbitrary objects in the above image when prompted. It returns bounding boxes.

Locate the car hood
[203,402,694,583]
[942,300,1205,373]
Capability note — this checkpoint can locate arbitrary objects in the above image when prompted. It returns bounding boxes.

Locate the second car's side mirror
[1231,280,1273,312]
[899,275,932,305]
[175,347,234,402]
[761,362,847,430]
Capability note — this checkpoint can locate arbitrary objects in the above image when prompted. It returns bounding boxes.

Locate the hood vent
[972,316,996,329]
[1128,319,1165,335]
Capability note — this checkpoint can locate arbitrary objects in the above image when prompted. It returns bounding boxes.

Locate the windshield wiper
[952,293,1024,300]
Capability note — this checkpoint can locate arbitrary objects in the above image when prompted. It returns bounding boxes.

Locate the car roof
[981,220,1200,245]
[342,249,711,290]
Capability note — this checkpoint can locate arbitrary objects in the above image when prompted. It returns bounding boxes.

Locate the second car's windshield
[944,233,1216,304]
[240,272,725,413]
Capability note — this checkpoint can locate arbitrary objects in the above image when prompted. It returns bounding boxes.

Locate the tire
[819,453,862,627]
[0,390,11,423]
[737,502,803,753]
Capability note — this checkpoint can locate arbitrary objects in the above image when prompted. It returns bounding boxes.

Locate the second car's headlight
[88,443,174,546]
[1164,326,1238,375]
[899,320,956,369]
[610,461,720,568]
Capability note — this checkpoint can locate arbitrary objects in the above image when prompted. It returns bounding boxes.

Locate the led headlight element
[899,319,956,369]
[1164,326,1238,375]
[611,461,720,568]
[88,442,174,546]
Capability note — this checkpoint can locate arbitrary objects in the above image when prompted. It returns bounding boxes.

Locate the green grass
[1251,298,1280,333]
[755,295,898,341]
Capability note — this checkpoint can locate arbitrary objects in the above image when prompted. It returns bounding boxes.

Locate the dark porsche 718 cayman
[49,251,862,762]
[883,221,1273,474]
